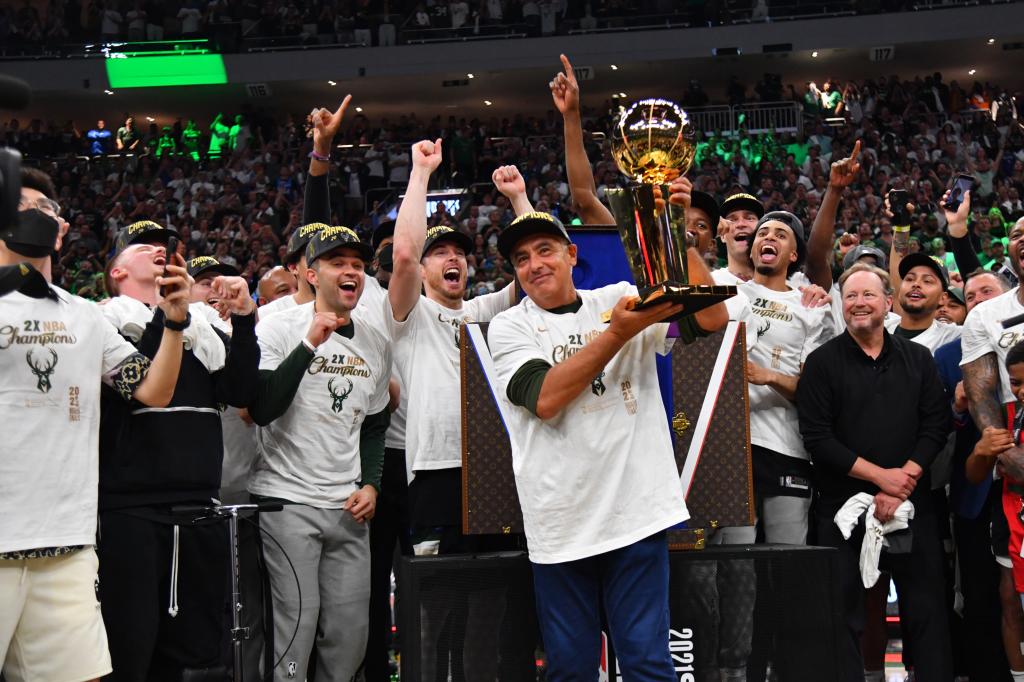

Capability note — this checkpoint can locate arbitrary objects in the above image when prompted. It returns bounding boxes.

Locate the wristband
[164,312,191,332]
[301,338,317,353]
[894,224,910,233]
[308,150,330,162]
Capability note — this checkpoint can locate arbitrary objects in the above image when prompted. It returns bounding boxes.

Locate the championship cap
[843,244,888,271]
[689,191,721,237]
[306,225,373,265]
[286,222,332,263]
[497,212,570,260]
[422,225,474,258]
[113,220,177,256]
[897,252,949,290]
[187,255,239,280]
[720,193,765,220]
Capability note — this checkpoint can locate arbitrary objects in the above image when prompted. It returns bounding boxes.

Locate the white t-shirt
[489,282,687,564]
[0,288,136,553]
[740,281,834,459]
[712,268,758,351]
[357,277,406,450]
[250,302,391,507]
[257,292,299,320]
[961,287,1024,403]
[884,316,962,354]
[386,288,512,479]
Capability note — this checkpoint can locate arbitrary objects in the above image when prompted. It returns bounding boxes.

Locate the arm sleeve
[303,171,331,225]
[909,351,954,469]
[801,308,835,364]
[489,313,551,415]
[213,312,260,407]
[505,359,552,416]
[466,284,515,321]
[98,312,138,373]
[960,307,994,366]
[247,342,314,426]
[796,348,860,474]
[950,234,982,275]
[358,409,390,492]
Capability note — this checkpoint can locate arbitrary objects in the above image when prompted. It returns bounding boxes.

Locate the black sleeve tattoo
[106,352,152,401]
[963,352,1004,431]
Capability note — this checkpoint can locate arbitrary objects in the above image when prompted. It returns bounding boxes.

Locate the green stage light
[105,53,227,88]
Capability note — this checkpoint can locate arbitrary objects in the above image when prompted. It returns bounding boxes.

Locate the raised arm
[389,139,442,322]
[806,140,861,289]
[492,165,534,217]
[551,53,614,225]
[943,189,980,273]
[305,96,352,224]
[131,258,189,407]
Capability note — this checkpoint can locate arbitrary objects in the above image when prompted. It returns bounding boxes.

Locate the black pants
[98,509,228,682]
[363,448,413,682]
[816,509,952,682]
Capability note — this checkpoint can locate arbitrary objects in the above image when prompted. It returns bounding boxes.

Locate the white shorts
[0,548,112,682]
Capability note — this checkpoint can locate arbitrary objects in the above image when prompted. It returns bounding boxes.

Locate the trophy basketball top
[611,98,698,185]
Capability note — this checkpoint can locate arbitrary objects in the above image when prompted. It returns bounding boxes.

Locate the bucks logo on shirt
[327,377,354,413]
[26,346,58,392]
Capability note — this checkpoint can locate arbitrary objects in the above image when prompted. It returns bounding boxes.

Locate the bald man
[257,266,297,308]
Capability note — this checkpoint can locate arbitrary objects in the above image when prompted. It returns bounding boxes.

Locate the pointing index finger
[850,139,861,162]
[560,54,575,81]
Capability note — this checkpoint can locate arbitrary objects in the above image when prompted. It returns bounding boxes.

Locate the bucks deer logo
[591,371,606,396]
[756,320,771,341]
[26,347,58,393]
[327,377,354,413]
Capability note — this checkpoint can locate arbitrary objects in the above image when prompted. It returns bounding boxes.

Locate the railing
[686,102,803,136]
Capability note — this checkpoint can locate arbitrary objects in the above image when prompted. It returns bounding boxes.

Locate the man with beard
[741,211,834,544]
[798,264,952,682]
[257,266,297,307]
[886,252,962,351]
[97,220,259,682]
[247,226,390,682]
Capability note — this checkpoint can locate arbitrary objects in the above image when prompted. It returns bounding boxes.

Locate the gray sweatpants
[259,504,370,682]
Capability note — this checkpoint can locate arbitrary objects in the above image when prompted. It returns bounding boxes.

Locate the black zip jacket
[98,307,259,510]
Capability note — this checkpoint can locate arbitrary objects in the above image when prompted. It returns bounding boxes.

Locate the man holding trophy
[488,100,730,680]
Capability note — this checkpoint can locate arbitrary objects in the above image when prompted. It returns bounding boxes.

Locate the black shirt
[796,329,949,515]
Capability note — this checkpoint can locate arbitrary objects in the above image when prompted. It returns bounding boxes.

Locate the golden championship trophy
[606,98,736,317]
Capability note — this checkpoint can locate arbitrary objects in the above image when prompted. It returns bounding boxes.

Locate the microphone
[0,76,31,111]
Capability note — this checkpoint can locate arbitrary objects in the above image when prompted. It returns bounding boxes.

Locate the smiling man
[886,252,962,352]
[247,225,391,682]
[256,265,297,307]
[740,211,834,544]
[487,207,726,680]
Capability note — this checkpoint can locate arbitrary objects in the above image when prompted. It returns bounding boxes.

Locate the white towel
[834,492,915,588]
[101,296,227,372]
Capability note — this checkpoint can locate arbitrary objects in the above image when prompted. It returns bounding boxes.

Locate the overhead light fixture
[104,89,114,95]
[328,80,337,86]
[969,68,977,75]
[484,100,492,106]
[618,92,627,98]
[610,64,618,70]
[355,106,363,112]
[146,116,154,122]
[812,51,819,58]
[988,38,996,44]
[467,73,474,79]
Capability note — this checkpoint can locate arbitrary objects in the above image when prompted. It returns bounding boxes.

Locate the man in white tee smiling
[741,211,834,544]
[488,210,727,680]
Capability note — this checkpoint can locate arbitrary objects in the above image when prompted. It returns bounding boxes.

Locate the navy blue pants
[531,531,676,682]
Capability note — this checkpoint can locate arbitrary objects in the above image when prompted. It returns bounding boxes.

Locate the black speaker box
[398,545,843,682]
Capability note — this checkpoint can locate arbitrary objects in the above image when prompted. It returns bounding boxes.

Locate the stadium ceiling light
[355,106,363,112]
[484,100,493,106]
[146,116,154,122]
[610,64,618,70]
[812,51,819,58]
[969,68,977,75]
[104,89,114,95]
[328,80,337,86]
[988,38,996,44]
[618,92,627,98]
[467,73,474,79]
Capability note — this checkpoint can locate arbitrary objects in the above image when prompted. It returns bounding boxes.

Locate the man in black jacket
[797,263,952,682]
[96,220,260,682]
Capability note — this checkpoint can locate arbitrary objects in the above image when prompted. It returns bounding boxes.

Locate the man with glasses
[18,168,68,283]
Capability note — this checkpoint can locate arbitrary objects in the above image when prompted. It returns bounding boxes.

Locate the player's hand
[828,139,861,189]
[550,53,580,115]
[492,165,527,200]
[311,95,351,155]
[606,296,682,343]
[953,381,969,415]
[976,426,1014,458]
[941,189,971,238]
[156,254,190,324]
[882,194,916,225]
[344,485,377,523]
[306,311,345,349]
[746,361,776,387]
[874,467,917,500]
[717,217,732,243]
[212,275,255,318]
[837,232,860,257]
[872,492,901,523]
[798,284,832,309]
[411,138,443,174]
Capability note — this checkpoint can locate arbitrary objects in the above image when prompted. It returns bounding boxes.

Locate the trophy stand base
[601,283,737,323]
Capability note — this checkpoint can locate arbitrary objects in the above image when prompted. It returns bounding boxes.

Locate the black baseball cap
[187,255,239,279]
[898,252,949,290]
[689,190,720,237]
[371,220,396,251]
[497,212,570,260]
[947,286,966,306]
[423,225,474,259]
[286,222,332,263]
[843,244,888,271]
[114,220,177,256]
[720,193,765,220]
[306,225,373,264]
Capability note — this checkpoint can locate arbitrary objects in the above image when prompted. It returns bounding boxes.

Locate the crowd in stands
[2,69,1023,302]
[0,0,998,53]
